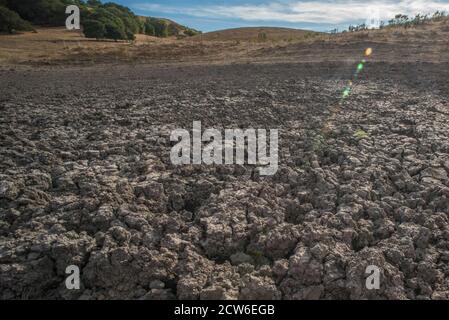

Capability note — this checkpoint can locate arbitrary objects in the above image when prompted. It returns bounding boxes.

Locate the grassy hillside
[193,27,319,42]
[137,16,200,38]
[0,0,200,40]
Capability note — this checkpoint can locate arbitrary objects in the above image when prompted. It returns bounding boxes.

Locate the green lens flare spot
[357,63,364,71]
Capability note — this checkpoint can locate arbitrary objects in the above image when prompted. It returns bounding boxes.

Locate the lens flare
[326,48,373,135]
[341,48,373,100]
[357,63,364,72]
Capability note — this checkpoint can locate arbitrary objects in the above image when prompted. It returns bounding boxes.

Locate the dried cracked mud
[1,60,448,300]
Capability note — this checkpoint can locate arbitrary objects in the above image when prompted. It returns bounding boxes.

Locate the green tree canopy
[6,0,67,26]
[0,5,34,33]
[2,0,201,41]
[82,19,105,39]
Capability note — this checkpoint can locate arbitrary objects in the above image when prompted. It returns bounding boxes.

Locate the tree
[125,30,135,41]
[82,19,105,39]
[3,0,200,40]
[86,0,101,6]
[6,0,67,26]
[184,28,199,36]
[85,5,137,40]
[143,19,155,36]
[150,18,169,37]
[0,5,34,33]
[104,20,127,40]
[103,2,140,38]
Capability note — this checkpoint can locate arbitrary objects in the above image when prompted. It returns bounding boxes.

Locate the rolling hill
[192,27,320,41]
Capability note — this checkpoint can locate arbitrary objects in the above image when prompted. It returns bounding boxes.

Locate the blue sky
[111,0,449,32]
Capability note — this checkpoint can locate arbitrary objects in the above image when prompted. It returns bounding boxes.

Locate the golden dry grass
[0,26,325,66]
[191,27,319,42]
[0,27,170,66]
[1,19,448,67]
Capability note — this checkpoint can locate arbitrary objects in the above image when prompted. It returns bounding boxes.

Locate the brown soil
[1,19,449,300]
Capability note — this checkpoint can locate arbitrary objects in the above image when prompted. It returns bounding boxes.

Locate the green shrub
[6,0,67,26]
[143,19,155,36]
[125,30,135,41]
[104,20,127,40]
[150,18,169,37]
[82,5,137,40]
[86,8,126,40]
[4,0,200,40]
[258,32,267,41]
[0,5,34,33]
[184,28,200,36]
[86,0,101,6]
[82,19,105,39]
[103,3,139,34]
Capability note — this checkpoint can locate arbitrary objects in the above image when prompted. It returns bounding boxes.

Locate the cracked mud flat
[0,60,448,300]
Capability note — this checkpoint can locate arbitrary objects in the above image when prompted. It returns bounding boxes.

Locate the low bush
[0,5,34,33]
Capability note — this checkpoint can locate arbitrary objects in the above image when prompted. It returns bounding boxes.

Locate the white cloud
[133,0,449,24]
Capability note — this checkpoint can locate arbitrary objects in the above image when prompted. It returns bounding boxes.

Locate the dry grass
[1,19,449,67]
[0,27,169,66]
[190,27,320,42]
[0,26,325,66]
